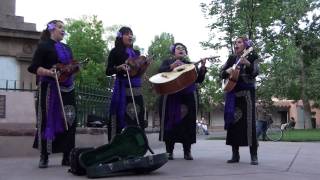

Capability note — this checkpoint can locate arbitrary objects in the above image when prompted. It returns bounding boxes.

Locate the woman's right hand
[36,67,55,77]
[226,67,233,74]
[170,59,184,69]
[116,64,129,71]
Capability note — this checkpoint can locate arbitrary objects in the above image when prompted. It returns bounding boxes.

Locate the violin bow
[53,68,68,130]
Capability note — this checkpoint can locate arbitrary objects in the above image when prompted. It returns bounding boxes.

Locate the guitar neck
[192,56,219,65]
[234,47,253,67]
[193,59,203,65]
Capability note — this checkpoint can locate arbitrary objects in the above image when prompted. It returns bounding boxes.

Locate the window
[0,95,5,118]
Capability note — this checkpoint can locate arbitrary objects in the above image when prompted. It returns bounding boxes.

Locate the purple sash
[40,77,65,140]
[54,42,73,87]
[110,77,141,129]
[165,84,196,130]
[39,42,73,140]
[224,82,255,130]
[109,47,140,129]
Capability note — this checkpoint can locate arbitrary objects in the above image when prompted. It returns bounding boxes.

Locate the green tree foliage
[198,61,224,112]
[64,15,109,88]
[201,0,320,127]
[200,0,238,52]
[105,24,126,52]
[142,33,175,110]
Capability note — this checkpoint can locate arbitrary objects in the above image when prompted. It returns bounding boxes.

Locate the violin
[55,58,89,82]
[126,55,152,77]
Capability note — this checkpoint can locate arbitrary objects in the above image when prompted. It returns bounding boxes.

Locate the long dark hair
[114,26,133,50]
[39,20,64,42]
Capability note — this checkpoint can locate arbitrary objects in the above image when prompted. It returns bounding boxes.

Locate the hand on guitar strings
[200,58,207,67]
[239,57,251,67]
[170,59,184,70]
[226,67,233,74]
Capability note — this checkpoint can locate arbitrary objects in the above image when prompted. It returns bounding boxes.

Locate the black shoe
[39,155,48,168]
[227,153,240,163]
[184,152,193,160]
[168,153,174,160]
[227,158,239,163]
[251,155,258,165]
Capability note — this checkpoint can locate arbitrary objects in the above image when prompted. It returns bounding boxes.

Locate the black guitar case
[86,153,168,178]
[69,147,94,176]
[79,126,151,168]
[70,126,168,178]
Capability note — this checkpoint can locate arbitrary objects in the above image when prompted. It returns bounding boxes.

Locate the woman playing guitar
[219,36,260,165]
[158,42,207,161]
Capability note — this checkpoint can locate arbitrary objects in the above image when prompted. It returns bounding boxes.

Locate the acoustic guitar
[222,47,253,92]
[149,57,218,95]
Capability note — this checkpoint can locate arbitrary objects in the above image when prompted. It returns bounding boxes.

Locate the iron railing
[0,79,112,127]
[75,83,111,127]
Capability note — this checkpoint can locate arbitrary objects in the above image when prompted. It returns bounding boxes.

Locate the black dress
[158,59,207,148]
[28,39,76,154]
[106,47,145,142]
[220,50,259,147]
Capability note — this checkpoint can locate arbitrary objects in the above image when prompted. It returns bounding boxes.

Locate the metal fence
[0,79,112,127]
[0,79,37,91]
[75,83,111,127]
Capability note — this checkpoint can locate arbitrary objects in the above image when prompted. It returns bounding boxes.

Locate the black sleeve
[105,49,118,76]
[27,43,46,74]
[158,59,173,73]
[245,51,259,77]
[196,66,207,83]
[219,56,234,79]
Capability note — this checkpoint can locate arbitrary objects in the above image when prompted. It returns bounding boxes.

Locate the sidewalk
[1,132,320,180]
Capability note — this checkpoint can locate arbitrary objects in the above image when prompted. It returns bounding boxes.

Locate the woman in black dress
[220,36,259,165]
[106,26,147,141]
[158,42,207,160]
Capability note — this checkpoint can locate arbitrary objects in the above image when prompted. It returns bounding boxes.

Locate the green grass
[206,129,320,142]
[281,129,320,142]
[206,136,225,140]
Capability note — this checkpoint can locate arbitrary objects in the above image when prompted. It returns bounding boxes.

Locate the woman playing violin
[220,36,259,165]
[28,20,78,168]
[106,26,147,141]
[158,42,207,160]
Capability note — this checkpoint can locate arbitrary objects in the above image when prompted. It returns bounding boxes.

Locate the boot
[61,152,70,166]
[250,146,258,165]
[227,146,239,163]
[183,143,193,160]
[38,154,49,168]
[184,151,193,160]
[166,141,174,160]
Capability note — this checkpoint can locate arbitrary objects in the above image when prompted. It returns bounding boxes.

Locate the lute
[149,56,219,95]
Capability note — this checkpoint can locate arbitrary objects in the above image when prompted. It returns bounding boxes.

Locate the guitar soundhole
[161,74,168,78]
[176,68,184,72]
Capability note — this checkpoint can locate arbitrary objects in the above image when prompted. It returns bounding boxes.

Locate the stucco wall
[0,91,36,123]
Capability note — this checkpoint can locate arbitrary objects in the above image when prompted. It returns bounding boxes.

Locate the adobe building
[0,0,39,129]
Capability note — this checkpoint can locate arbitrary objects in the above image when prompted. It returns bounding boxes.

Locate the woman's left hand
[200,59,206,67]
[239,57,251,66]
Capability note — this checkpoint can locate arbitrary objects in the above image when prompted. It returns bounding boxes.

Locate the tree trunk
[299,51,312,129]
